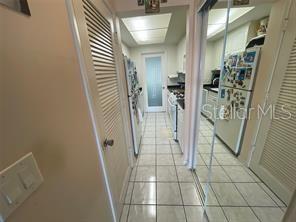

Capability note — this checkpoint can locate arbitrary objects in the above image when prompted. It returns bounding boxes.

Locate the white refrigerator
[124,56,142,155]
[216,47,261,155]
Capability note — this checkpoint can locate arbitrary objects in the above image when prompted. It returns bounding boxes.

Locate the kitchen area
[120,5,188,155]
[121,2,273,158]
[201,5,271,156]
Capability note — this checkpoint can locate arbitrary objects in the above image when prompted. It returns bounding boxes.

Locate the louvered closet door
[250,2,296,205]
[71,0,129,218]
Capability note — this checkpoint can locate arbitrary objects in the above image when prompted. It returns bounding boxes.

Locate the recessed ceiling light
[122,13,172,45]
[130,29,168,44]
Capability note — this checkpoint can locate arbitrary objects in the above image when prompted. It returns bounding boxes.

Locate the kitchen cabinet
[177,104,184,153]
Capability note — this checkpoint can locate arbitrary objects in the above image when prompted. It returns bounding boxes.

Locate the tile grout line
[209,182,230,222]
[242,167,287,209]
[217,151,285,210]
[256,181,287,209]
[219,164,284,209]
[125,114,149,222]
[199,122,230,222]
[200,148,230,222]
[122,203,288,208]
[214,164,247,222]
[232,182,263,222]
[126,114,285,221]
[165,114,189,222]
[204,116,287,209]
[199,125,277,221]
[155,114,157,222]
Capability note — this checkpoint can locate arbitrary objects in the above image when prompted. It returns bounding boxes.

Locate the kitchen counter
[167,85,185,92]
[203,84,219,93]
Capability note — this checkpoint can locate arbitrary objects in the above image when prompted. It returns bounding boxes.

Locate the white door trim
[142,52,167,113]
[249,0,296,205]
[65,0,120,221]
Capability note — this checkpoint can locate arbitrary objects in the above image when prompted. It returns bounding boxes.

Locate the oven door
[167,97,177,139]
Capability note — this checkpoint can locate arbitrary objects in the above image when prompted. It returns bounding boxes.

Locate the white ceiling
[207,7,254,38]
[122,13,172,45]
[120,6,187,47]
[120,3,271,47]
[208,4,272,41]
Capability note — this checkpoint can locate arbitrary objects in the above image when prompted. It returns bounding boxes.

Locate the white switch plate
[0,153,43,221]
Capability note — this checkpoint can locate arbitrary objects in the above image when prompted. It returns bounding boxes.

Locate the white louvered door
[70,0,130,219]
[250,2,296,205]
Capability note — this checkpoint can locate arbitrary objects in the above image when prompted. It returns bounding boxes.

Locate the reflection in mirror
[195,0,290,221]
[0,0,31,16]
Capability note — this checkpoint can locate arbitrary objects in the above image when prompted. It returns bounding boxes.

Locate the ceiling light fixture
[122,13,172,45]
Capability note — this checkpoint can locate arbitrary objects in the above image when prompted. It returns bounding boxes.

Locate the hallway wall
[0,9,3,165]
[177,36,186,73]
[122,42,131,57]
[0,0,113,221]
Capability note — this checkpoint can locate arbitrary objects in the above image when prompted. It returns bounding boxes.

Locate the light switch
[18,168,35,189]
[1,181,23,205]
[0,153,43,221]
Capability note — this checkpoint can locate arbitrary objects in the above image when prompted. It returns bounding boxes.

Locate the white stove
[167,89,185,140]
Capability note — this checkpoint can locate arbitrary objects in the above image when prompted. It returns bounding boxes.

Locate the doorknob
[103,139,114,148]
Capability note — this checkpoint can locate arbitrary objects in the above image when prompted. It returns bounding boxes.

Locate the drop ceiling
[120,6,187,47]
[122,13,172,45]
[207,4,272,41]
[120,4,271,47]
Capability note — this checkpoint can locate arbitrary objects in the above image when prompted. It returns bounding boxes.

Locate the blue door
[145,56,164,111]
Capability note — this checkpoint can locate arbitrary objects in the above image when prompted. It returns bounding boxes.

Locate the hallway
[121,113,287,222]
[120,112,204,222]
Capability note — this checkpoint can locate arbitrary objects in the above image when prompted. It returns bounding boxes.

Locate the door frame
[250,0,296,205]
[66,0,132,221]
[142,52,167,112]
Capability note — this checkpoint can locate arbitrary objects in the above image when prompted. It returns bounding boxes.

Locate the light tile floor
[195,115,287,222]
[120,112,287,222]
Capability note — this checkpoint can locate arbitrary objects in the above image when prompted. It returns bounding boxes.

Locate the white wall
[214,23,250,66]
[177,36,186,72]
[204,42,215,84]
[0,1,114,221]
[121,42,131,57]
[0,9,3,164]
